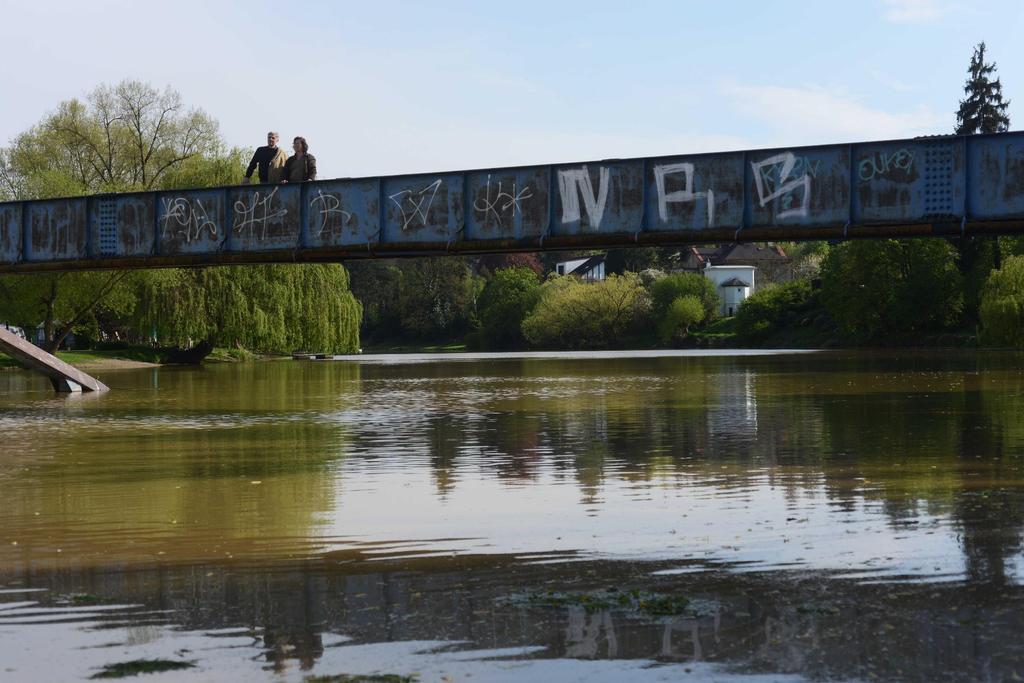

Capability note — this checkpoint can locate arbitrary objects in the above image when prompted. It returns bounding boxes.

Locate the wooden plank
[0,327,109,392]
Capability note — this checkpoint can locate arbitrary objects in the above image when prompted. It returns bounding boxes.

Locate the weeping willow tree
[980,255,1024,347]
[135,264,362,354]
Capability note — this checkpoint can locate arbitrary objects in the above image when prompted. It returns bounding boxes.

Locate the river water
[1,350,1024,682]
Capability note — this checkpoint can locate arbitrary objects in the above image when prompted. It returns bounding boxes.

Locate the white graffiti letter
[389,179,443,231]
[233,187,288,240]
[309,190,352,236]
[751,152,810,219]
[653,162,715,226]
[161,197,218,244]
[558,166,610,230]
[473,175,533,228]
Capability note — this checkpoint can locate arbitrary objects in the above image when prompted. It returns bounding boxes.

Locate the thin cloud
[720,83,947,143]
[871,70,917,93]
[880,0,951,24]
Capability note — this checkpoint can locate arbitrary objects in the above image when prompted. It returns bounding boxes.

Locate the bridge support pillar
[51,377,83,393]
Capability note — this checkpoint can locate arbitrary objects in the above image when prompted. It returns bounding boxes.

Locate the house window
[557,265,564,275]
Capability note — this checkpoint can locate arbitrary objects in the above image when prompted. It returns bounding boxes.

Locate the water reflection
[4,555,1024,681]
[2,350,1024,680]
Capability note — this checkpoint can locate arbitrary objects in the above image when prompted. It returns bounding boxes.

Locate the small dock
[292,352,344,361]
[0,327,109,392]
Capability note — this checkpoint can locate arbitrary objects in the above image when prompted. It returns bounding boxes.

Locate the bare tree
[3,79,220,197]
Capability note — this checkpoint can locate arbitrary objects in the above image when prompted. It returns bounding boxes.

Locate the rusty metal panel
[553,161,643,235]
[0,203,22,264]
[27,200,88,261]
[158,190,225,256]
[967,136,1024,219]
[383,174,464,244]
[855,140,964,223]
[465,167,550,241]
[645,154,743,232]
[89,195,156,258]
[747,146,850,228]
[305,179,380,248]
[230,184,301,252]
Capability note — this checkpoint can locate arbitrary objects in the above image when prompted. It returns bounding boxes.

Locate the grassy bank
[0,345,260,370]
[0,348,162,370]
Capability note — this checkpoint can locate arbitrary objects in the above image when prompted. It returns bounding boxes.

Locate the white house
[555,255,605,282]
[1,323,26,341]
[703,265,755,317]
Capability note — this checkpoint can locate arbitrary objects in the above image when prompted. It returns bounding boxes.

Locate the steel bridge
[2,131,1024,274]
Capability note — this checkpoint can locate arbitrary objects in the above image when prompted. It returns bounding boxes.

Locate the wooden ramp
[0,327,109,392]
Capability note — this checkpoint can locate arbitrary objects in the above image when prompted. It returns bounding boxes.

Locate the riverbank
[0,346,262,370]
[0,349,160,370]
[0,334,989,372]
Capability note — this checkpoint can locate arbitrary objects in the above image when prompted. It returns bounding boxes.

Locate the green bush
[649,273,720,322]
[735,279,813,339]
[658,295,704,344]
[980,255,1024,347]
[521,273,650,349]
[477,267,541,349]
[819,239,962,339]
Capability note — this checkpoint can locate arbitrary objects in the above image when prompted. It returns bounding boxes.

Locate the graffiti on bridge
[473,175,534,228]
[389,180,443,232]
[859,148,915,182]
[161,197,218,244]
[751,152,812,219]
[233,188,288,241]
[309,190,353,237]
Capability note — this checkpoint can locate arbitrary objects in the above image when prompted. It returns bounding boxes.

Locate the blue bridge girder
[2,131,1024,273]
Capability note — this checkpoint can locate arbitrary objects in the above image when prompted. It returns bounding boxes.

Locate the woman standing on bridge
[281,136,317,183]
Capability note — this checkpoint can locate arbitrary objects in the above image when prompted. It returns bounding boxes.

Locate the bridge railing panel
[228,184,301,253]
[382,173,465,245]
[0,204,22,265]
[26,199,88,262]
[157,190,226,256]
[305,178,381,250]
[465,167,550,242]
[746,145,851,229]
[644,153,743,234]
[88,194,157,260]
[967,135,1024,220]
[551,161,644,236]
[853,139,964,225]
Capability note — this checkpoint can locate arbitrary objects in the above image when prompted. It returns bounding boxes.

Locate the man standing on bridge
[242,131,287,184]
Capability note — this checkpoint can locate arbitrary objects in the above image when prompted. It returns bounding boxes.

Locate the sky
[3,0,1024,179]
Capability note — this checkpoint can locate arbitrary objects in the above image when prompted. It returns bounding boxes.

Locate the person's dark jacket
[282,153,317,183]
[244,146,286,183]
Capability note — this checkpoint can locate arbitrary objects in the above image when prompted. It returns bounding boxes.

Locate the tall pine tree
[956,42,1010,135]
[955,43,1011,325]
